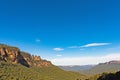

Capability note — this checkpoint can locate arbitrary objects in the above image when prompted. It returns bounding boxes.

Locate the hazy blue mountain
[80,60,120,75]
[58,65,94,71]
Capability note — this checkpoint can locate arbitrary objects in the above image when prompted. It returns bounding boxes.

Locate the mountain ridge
[80,60,120,75]
[0,44,52,67]
[58,65,94,71]
[0,44,86,80]
[99,60,120,65]
[1,43,120,80]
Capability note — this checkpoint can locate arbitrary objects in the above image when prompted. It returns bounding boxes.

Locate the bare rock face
[21,52,52,67]
[32,55,41,61]
[0,48,6,56]
[0,47,19,63]
[99,60,120,65]
[108,60,120,64]
[0,46,29,67]
[0,44,52,67]
[5,48,19,62]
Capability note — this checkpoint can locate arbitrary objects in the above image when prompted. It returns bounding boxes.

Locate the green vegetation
[0,44,19,50]
[0,62,86,80]
[0,44,120,80]
[97,71,120,80]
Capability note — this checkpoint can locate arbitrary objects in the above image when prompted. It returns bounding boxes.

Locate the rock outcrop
[99,60,120,65]
[21,52,52,67]
[0,44,52,67]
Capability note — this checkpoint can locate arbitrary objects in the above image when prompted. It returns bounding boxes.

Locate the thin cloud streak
[68,43,111,49]
[56,54,62,57]
[53,48,64,51]
[68,46,78,48]
[36,39,41,42]
[80,43,111,48]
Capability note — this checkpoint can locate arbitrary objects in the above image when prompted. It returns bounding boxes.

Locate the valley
[0,44,120,80]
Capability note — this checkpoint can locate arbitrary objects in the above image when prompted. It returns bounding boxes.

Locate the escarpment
[0,44,52,67]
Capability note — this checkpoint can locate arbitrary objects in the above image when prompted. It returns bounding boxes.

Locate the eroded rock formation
[0,44,52,67]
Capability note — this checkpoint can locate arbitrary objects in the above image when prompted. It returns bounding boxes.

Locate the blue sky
[0,0,120,65]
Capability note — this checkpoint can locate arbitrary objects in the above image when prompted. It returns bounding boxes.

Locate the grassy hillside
[0,44,86,80]
[0,62,86,80]
[0,56,87,80]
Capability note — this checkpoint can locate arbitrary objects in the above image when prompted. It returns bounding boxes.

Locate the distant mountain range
[80,60,120,75]
[58,65,94,71]
[59,60,120,75]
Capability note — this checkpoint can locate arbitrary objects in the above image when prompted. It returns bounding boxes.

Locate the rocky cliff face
[0,46,21,63]
[0,44,52,67]
[99,60,120,65]
[21,52,52,67]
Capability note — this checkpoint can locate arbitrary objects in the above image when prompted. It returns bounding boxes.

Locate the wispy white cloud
[53,48,64,51]
[36,39,40,42]
[56,54,62,57]
[68,43,111,49]
[80,43,111,48]
[68,46,78,48]
[80,48,85,50]
[51,53,120,65]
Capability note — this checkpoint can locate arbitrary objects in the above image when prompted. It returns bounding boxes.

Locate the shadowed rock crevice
[17,51,30,67]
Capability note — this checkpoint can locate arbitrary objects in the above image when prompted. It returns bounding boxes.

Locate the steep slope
[0,44,52,67]
[0,44,86,80]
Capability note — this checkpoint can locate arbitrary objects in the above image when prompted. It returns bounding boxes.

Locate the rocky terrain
[0,44,52,67]
[99,60,120,65]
